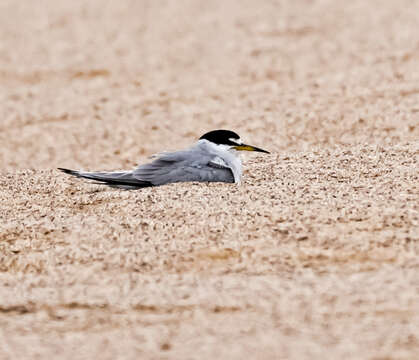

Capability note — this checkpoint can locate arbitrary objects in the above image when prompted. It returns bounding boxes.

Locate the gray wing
[58,168,152,189]
[133,150,234,185]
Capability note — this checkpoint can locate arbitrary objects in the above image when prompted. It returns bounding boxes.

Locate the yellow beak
[233,144,270,154]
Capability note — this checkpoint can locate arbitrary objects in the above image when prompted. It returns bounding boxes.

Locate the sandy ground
[0,0,418,359]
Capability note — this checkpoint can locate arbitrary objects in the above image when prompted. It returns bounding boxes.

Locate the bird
[58,129,269,190]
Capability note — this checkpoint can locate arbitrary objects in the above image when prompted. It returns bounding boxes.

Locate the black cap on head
[199,130,240,145]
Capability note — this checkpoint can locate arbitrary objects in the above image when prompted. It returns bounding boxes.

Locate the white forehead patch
[229,137,242,145]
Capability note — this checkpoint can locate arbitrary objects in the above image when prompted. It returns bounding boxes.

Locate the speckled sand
[0,1,418,359]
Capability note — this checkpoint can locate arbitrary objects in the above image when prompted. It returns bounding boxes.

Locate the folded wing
[133,150,234,185]
[58,168,152,189]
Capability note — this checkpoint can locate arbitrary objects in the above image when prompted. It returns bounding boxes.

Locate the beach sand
[0,1,418,358]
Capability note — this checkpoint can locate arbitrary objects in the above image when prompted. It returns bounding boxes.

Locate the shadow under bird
[58,129,269,190]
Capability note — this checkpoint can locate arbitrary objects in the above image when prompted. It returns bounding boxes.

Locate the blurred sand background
[0,0,418,359]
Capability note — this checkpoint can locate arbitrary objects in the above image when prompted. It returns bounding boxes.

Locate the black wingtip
[57,167,154,189]
[58,168,78,176]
